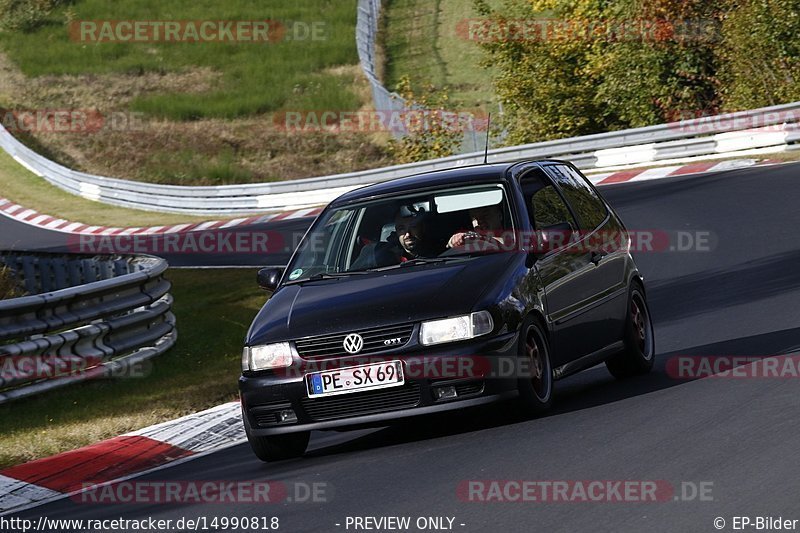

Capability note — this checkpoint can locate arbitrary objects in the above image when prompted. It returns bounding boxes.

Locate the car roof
[330,160,568,205]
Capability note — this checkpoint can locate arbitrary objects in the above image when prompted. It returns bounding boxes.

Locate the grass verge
[0,268,264,468]
[0,1,394,185]
[382,0,501,109]
[0,149,211,227]
[2,0,359,120]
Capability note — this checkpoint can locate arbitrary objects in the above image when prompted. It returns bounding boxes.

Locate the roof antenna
[483,113,491,165]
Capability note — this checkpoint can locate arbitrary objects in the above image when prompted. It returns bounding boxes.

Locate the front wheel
[606,283,655,379]
[516,319,554,416]
[244,410,309,462]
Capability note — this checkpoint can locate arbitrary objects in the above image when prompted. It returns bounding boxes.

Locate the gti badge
[383,338,402,346]
[343,333,364,354]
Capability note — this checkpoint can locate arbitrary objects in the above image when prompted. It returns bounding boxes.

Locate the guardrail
[2,101,799,216]
[0,252,175,404]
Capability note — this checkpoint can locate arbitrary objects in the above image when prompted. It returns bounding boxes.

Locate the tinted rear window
[547,165,608,231]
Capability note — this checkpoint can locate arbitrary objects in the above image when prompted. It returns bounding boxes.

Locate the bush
[0,0,70,32]
[717,0,800,110]
[0,265,23,300]
[388,77,465,163]
[475,0,722,143]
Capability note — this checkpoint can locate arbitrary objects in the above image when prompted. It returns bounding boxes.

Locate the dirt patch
[0,53,221,110]
[56,116,393,184]
[0,54,394,185]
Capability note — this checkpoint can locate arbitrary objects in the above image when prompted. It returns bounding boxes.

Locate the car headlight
[242,342,293,371]
[420,311,494,346]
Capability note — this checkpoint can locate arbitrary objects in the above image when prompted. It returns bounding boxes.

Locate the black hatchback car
[240,160,655,461]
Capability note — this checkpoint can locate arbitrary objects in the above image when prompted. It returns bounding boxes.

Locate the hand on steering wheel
[442,232,501,255]
[448,231,483,249]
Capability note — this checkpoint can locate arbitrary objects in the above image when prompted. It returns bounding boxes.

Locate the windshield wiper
[285,271,368,284]
[370,256,469,272]
[308,272,351,280]
[400,257,452,267]
[286,258,468,282]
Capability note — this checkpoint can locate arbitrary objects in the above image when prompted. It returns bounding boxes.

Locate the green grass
[0,148,214,227]
[0,0,393,188]
[1,0,361,120]
[147,146,258,185]
[382,0,501,110]
[0,269,265,468]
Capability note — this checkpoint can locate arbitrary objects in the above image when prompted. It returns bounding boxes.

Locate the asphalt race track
[7,162,800,532]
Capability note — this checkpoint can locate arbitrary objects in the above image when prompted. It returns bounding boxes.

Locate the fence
[0,252,175,403]
[355,0,487,153]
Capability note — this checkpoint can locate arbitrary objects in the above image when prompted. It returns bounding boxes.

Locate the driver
[447,203,506,249]
[350,205,441,269]
[394,206,441,260]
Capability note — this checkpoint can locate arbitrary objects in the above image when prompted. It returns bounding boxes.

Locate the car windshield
[284,183,515,282]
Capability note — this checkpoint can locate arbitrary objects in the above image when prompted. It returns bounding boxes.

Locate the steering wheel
[439,237,501,256]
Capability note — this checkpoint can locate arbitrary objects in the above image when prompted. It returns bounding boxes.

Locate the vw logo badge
[343,333,364,354]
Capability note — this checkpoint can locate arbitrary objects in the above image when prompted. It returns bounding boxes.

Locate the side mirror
[257,267,284,292]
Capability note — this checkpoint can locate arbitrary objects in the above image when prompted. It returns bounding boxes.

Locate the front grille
[300,382,421,421]
[294,323,415,360]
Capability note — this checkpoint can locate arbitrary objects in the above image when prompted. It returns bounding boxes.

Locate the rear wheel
[606,283,655,379]
[516,319,553,416]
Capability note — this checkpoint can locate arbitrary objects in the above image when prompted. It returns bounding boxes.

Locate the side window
[519,168,578,231]
[547,165,608,231]
[532,187,574,229]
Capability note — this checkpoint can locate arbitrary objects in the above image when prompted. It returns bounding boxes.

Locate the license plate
[306,361,404,398]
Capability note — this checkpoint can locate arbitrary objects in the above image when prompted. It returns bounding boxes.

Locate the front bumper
[240,331,520,435]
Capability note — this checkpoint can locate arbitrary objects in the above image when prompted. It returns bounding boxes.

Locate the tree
[388,76,465,163]
[716,0,800,110]
[475,0,720,143]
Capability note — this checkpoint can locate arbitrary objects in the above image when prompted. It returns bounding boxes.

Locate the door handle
[590,250,608,265]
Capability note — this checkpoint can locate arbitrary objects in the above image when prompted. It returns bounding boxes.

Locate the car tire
[244,413,310,462]
[516,318,554,416]
[606,283,655,379]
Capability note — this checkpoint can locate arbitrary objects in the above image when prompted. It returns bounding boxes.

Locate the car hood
[246,254,518,344]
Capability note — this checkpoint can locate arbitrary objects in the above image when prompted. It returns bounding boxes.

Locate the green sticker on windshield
[289,269,303,280]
